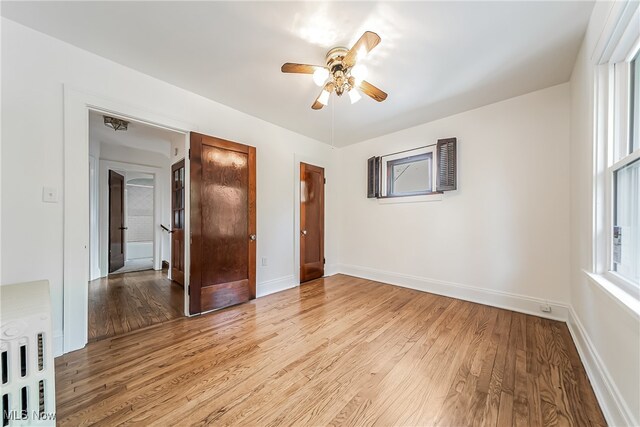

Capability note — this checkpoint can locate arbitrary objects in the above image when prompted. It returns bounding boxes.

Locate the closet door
[189,132,256,314]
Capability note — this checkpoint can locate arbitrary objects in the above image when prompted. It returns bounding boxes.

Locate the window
[380,146,435,198]
[596,29,640,295]
[367,138,457,200]
[610,49,640,288]
[613,158,639,284]
[386,152,433,196]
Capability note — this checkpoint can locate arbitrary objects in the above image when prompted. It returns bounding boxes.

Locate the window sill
[378,192,443,204]
[583,270,640,319]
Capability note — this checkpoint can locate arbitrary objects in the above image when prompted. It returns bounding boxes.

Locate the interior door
[171,159,185,286]
[300,162,325,282]
[190,132,256,314]
[108,170,126,273]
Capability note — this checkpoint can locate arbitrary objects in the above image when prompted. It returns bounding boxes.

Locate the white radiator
[1,281,56,426]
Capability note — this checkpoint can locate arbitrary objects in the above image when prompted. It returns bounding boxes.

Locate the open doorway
[88,110,185,341]
[108,170,156,274]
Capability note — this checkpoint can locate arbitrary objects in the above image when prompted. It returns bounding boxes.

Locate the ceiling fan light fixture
[312,68,329,86]
[351,64,368,84]
[318,89,330,106]
[103,116,129,131]
[348,88,361,104]
[281,31,387,109]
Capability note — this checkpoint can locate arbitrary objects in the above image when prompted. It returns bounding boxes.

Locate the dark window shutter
[436,138,457,191]
[367,156,380,198]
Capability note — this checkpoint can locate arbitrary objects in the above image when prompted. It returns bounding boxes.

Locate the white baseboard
[257,275,296,298]
[567,307,638,427]
[325,264,339,277]
[53,330,64,357]
[337,264,569,321]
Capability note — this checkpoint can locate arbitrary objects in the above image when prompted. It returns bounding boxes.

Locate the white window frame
[593,6,640,298]
[380,145,436,198]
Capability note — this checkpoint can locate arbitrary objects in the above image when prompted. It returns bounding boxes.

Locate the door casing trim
[293,154,329,286]
[63,85,195,355]
[100,160,163,276]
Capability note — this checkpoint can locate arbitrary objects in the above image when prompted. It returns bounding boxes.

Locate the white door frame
[293,153,329,285]
[99,161,163,275]
[63,85,195,354]
[89,155,101,280]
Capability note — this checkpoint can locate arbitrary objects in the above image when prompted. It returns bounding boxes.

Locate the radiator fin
[1,351,7,384]
[2,394,8,427]
[37,333,44,371]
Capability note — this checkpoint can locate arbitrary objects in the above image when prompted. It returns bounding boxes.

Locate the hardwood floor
[58,274,606,426]
[88,269,183,342]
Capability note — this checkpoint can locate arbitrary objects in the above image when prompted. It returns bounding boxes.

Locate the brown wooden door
[300,162,325,282]
[108,170,126,273]
[190,132,256,314]
[171,159,185,286]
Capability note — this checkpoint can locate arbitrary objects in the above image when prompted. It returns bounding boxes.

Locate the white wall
[568,2,640,425]
[337,83,571,312]
[1,18,338,354]
[170,137,185,163]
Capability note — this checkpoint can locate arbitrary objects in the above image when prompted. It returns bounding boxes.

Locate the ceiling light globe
[351,64,368,83]
[349,88,361,104]
[318,90,330,106]
[313,68,329,87]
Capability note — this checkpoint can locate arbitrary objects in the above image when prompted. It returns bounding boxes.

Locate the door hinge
[324,177,326,184]
[188,286,190,296]
[323,258,326,264]
[188,148,191,159]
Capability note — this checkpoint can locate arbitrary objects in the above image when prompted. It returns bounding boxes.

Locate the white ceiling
[89,110,181,156]
[3,1,593,146]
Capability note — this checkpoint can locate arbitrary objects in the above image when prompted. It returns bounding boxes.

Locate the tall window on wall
[613,50,640,289]
[598,20,640,296]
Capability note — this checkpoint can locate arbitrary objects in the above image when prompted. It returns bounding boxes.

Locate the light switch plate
[43,186,58,203]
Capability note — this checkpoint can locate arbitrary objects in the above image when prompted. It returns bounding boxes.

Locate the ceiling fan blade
[360,80,387,102]
[311,99,325,110]
[344,31,381,67]
[281,63,326,74]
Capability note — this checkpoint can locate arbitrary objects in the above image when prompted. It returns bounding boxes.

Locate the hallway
[88,269,183,341]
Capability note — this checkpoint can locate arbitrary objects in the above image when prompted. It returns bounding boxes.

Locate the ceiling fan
[281,31,388,110]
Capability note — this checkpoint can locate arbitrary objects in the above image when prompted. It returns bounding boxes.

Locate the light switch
[42,186,58,203]
[261,257,268,266]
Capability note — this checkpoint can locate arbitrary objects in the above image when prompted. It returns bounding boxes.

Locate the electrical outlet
[540,303,552,313]
[261,257,268,267]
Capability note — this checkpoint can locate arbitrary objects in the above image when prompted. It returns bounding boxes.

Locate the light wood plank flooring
[59,274,605,426]
[88,269,183,341]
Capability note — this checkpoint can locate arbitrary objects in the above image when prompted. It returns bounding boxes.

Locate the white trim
[584,270,640,319]
[567,307,639,427]
[52,331,64,358]
[182,134,191,317]
[89,155,101,281]
[256,275,296,298]
[592,6,640,295]
[325,264,339,277]
[609,145,640,172]
[591,1,638,64]
[63,85,196,354]
[377,193,443,204]
[336,264,569,321]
